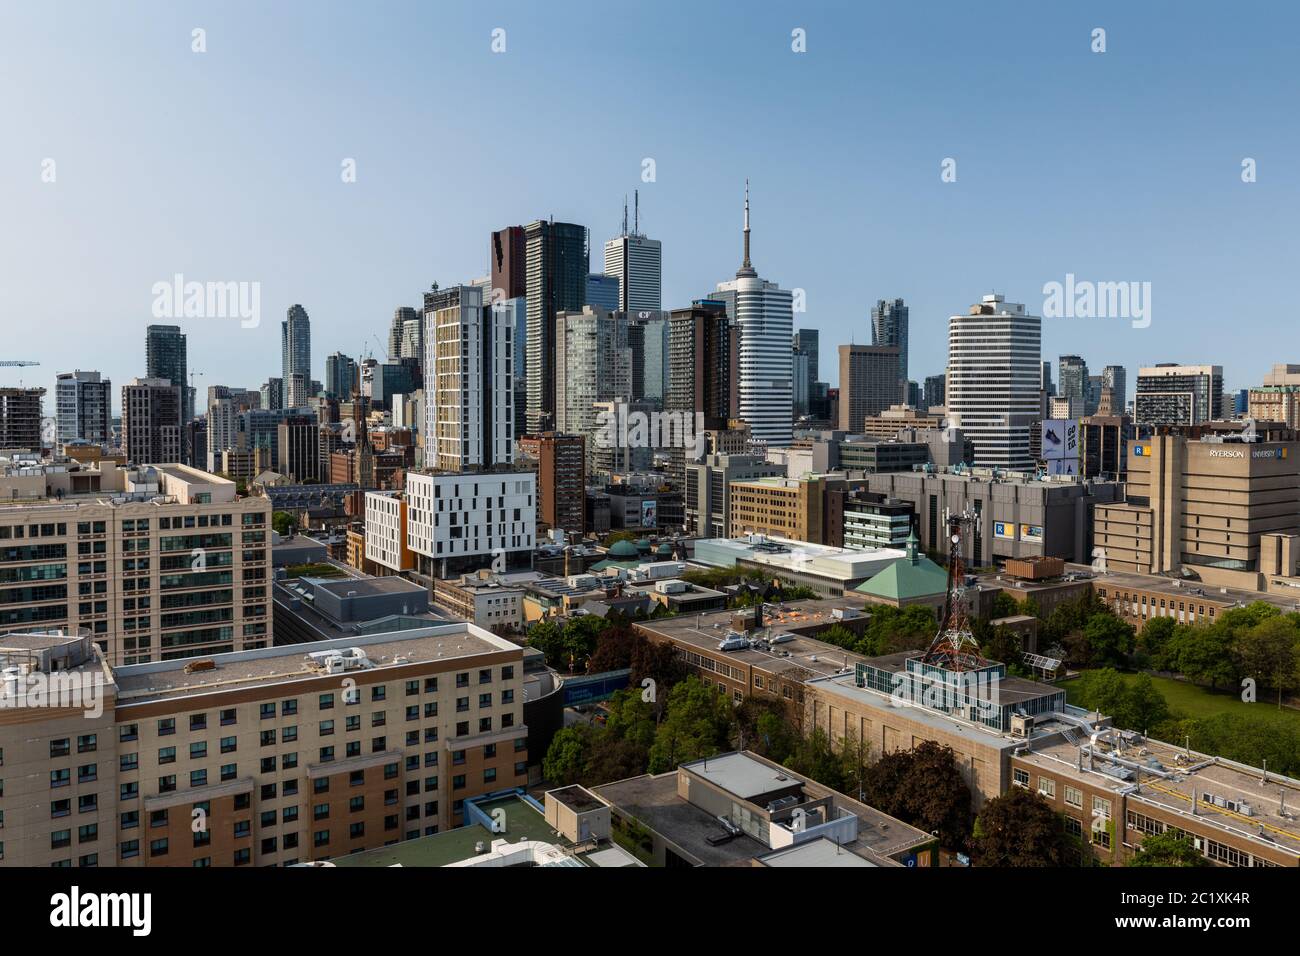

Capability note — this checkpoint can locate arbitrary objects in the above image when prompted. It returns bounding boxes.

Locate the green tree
[1168,623,1237,691]
[1082,614,1135,669]
[525,619,566,669]
[1121,673,1170,733]
[816,623,858,651]
[647,677,735,773]
[1238,616,1300,708]
[735,697,797,763]
[1072,667,1129,718]
[272,511,296,536]
[786,727,846,792]
[991,591,1020,619]
[1136,616,1177,670]
[980,625,1023,670]
[863,740,972,849]
[543,725,594,785]
[972,788,1080,866]
[1127,829,1209,867]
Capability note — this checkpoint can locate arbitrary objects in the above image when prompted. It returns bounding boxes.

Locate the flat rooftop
[808,671,1029,751]
[758,838,878,867]
[862,650,1062,708]
[684,752,800,801]
[329,794,574,867]
[984,562,1300,615]
[1074,564,1300,613]
[597,753,931,865]
[1015,735,1300,856]
[113,624,515,706]
[593,772,770,867]
[695,536,905,580]
[312,576,426,598]
[637,601,871,680]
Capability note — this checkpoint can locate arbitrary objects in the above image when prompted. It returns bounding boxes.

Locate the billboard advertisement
[641,499,657,528]
[1047,458,1078,476]
[1041,419,1079,461]
[993,521,1016,540]
[1019,524,1044,542]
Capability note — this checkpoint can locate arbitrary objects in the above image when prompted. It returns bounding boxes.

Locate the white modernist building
[712,183,793,448]
[365,490,406,571]
[946,293,1042,470]
[404,470,536,574]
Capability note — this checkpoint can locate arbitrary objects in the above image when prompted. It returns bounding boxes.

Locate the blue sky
[2,0,1297,405]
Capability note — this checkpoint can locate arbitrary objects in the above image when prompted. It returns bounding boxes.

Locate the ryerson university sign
[1204,448,1290,459]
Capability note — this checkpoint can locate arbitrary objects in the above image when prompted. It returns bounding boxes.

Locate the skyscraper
[603,193,663,313]
[1102,365,1127,414]
[55,370,112,447]
[424,285,514,472]
[0,387,45,452]
[586,274,621,312]
[281,304,312,408]
[628,312,669,403]
[121,377,183,464]
[1134,364,1223,426]
[490,225,527,301]
[667,299,734,485]
[524,219,588,433]
[792,329,820,384]
[387,306,421,364]
[1058,355,1090,410]
[260,378,283,412]
[923,373,946,411]
[325,352,358,401]
[145,324,192,424]
[554,305,632,475]
[711,183,793,447]
[838,345,903,431]
[947,294,1041,469]
[871,298,909,402]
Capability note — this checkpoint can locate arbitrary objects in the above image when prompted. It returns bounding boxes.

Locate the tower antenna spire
[737,178,756,278]
[634,189,639,236]
[622,194,628,236]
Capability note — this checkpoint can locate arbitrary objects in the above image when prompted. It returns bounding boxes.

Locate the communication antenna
[921,508,989,673]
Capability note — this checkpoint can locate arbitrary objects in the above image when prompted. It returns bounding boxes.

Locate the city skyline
[5,1,1298,407]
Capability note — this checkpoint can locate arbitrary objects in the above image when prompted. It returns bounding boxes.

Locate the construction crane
[0,361,39,367]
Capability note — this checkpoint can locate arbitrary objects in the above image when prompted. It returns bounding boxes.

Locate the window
[1064,786,1083,810]
[1038,777,1056,799]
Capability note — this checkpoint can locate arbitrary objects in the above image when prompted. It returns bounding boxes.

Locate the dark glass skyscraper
[524,220,588,433]
[145,324,192,424]
[870,298,909,403]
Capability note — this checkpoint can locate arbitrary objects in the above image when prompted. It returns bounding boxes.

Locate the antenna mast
[922,509,989,673]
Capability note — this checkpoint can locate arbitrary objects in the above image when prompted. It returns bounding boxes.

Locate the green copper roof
[608,540,639,558]
[854,535,948,600]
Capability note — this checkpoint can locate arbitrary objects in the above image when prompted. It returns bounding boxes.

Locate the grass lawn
[283,562,347,579]
[1062,671,1300,728]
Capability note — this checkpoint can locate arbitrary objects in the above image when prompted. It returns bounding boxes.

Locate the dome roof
[608,540,639,558]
